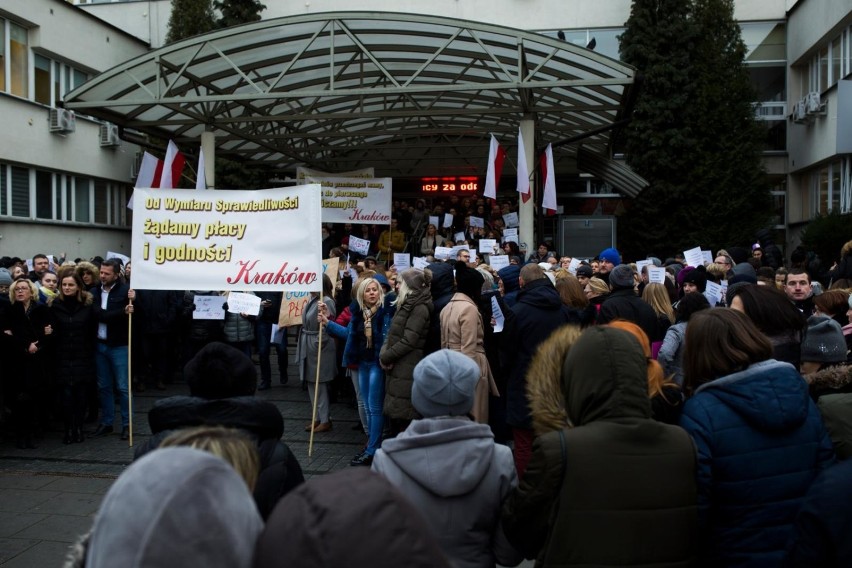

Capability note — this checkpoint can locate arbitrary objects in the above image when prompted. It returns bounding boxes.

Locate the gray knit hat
[412,349,479,417]
[400,267,431,291]
[801,316,847,364]
[0,268,12,287]
[609,264,636,289]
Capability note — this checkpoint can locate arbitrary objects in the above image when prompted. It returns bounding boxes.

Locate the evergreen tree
[166,0,216,44]
[617,0,770,257]
[215,0,266,29]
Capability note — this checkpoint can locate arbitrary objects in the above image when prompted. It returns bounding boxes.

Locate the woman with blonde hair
[583,276,609,314]
[161,426,261,492]
[641,282,675,355]
[607,320,682,424]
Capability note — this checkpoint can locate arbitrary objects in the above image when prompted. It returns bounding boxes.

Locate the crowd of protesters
[2,193,852,567]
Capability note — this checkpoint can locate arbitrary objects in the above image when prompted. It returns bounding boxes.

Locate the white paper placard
[479,239,498,254]
[106,251,130,266]
[393,253,411,271]
[504,227,518,238]
[568,258,581,274]
[503,212,519,227]
[444,213,454,227]
[489,255,510,271]
[192,295,226,320]
[413,256,430,270]
[647,266,666,284]
[636,259,652,274]
[226,292,262,316]
[701,250,714,266]
[434,246,453,260]
[454,232,466,242]
[469,216,485,228]
[450,245,471,259]
[491,296,505,333]
[704,281,723,306]
[349,235,371,256]
[429,215,440,229]
[721,280,729,304]
[683,247,704,268]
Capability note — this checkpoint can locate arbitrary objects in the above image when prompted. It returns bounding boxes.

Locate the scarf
[362,304,379,348]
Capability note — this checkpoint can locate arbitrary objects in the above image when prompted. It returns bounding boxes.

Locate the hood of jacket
[377,418,495,497]
[428,262,455,303]
[562,327,652,426]
[525,326,584,436]
[147,396,284,441]
[805,362,852,393]
[695,359,810,433]
[85,447,262,568]
[516,277,564,310]
[497,265,521,293]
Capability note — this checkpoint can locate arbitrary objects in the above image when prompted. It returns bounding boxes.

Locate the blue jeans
[358,360,384,456]
[96,343,129,428]
[256,321,288,384]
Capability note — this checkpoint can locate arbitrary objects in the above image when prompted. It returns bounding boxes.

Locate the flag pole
[308,307,323,457]
[127,294,134,447]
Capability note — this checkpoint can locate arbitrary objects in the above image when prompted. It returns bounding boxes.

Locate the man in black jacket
[597,264,661,342]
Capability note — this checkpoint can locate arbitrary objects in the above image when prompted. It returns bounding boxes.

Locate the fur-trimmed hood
[525,325,582,436]
[805,362,852,393]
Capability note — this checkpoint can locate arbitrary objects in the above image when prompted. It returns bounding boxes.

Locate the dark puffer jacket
[134,395,304,520]
[680,360,835,567]
[425,262,454,355]
[50,294,97,387]
[597,288,662,342]
[380,287,433,421]
[503,327,698,567]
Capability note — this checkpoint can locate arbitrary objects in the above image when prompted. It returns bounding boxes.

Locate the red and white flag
[541,143,557,215]
[516,127,530,204]
[159,140,186,189]
[135,152,162,189]
[195,146,207,190]
[483,134,506,200]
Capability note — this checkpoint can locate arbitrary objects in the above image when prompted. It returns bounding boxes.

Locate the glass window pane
[0,164,6,216]
[9,22,27,98]
[831,161,842,212]
[75,177,90,222]
[742,23,786,63]
[34,54,51,105]
[54,61,61,103]
[94,181,108,223]
[35,171,52,219]
[72,68,87,90]
[11,166,29,217]
[819,46,828,92]
[832,38,841,86]
[0,19,6,93]
[819,167,829,214]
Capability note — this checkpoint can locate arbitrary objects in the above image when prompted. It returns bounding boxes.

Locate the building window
[10,166,29,217]
[32,54,89,107]
[3,19,29,98]
[75,177,91,223]
[34,54,51,105]
[94,181,108,224]
[35,170,53,219]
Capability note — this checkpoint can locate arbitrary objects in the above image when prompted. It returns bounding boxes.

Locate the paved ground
[0,354,365,566]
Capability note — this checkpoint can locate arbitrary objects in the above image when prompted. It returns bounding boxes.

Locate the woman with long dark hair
[679,309,834,566]
[50,268,97,444]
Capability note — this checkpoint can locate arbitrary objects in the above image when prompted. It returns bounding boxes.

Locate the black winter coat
[50,294,97,387]
[597,288,662,342]
[6,301,54,392]
[91,281,130,346]
[135,289,182,334]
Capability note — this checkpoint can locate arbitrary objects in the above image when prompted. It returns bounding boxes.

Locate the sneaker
[349,451,373,467]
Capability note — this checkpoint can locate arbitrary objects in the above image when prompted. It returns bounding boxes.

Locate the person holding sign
[378,218,406,258]
[419,224,445,257]
[298,275,337,434]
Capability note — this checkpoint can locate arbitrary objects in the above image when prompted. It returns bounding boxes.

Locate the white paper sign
[429,215,440,229]
[647,266,666,284]
[721,280,729,305]
[636,259,652,274]
[192,295,227,320]
[300,170,391,225]
[701,250,714,266]
[107,251,130,266]
[479,239,498,254]
[704,281,723,306]
[450,245,471,259]
[227,292,262,316]
[454,232,466,242]
[413,257,430,270]
[444,213,454,228]
[469,216,485,228]
[271,323,285,346]
[349,236,371,256]
[568,258,581,274]
[504,228,518,238]
[491,296,505,333]
[434,246,453,260]
[131,186,322,292]
[683,247,704,268]
[393,253,411,271]
[503,212,519,227]
[488,256,507,271]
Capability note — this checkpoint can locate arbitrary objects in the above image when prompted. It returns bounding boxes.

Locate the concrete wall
[76,0,168,49]
[0,220,131,263]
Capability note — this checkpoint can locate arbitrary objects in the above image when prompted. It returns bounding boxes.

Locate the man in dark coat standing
[502,264,578,479]
[597,264,661,342]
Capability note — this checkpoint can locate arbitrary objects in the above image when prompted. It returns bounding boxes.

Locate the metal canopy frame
[65,11,638,180]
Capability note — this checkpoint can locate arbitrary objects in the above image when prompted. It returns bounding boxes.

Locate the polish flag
[195,147,207,190]
[516,127,530,204]
[483,134,506,200]
[135,152,162,190]
[541,143,557,216]
[159,140,186,189]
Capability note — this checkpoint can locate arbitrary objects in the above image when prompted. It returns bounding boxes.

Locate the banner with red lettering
[303,176,392,225]
[277,257,340,327]
[130,186,322,292]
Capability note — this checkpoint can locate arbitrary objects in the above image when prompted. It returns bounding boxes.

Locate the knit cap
[608,264,636,289]
[598,247,621,265]
[0,268,12,286]
[412,349,479,417]
[576,264,593,278]
[801,316,847,364]
[400,268,431,291]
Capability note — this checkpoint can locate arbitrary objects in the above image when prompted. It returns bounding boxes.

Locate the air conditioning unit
[48,108,76,133]
[792,100,808,124]
[99,123,121,147]
[805,91,826,115]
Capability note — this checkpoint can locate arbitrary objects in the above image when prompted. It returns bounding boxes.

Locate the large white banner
[131,186,322,292]
[296,166,374,181]
[304,176,392,225]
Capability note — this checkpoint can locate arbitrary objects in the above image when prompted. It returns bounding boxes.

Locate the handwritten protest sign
[226,292,262,316]
[434,246,452,260]
[489,255,510,271]
[683,247,704,268]
[704,281,723,306]
[394,253,411,271]
[278,257,340,327]
[413,257,430,270]
[349,236,371,256]
[469,216,485,228]
[303,176,392,225]
[192,295,226,320]
[648,266,666,284]
[503,212,519,227]
[479,239,498,254]
[131,186,321,292]
[636,259,652,274]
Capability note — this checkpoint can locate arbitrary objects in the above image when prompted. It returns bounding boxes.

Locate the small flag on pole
[541,143,557,216]
[196,147,207,190]
[159,140,186,189]
[516,127,530,204]
[484,135,506,200]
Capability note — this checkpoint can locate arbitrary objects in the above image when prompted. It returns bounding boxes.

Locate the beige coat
[440,293,498,423]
